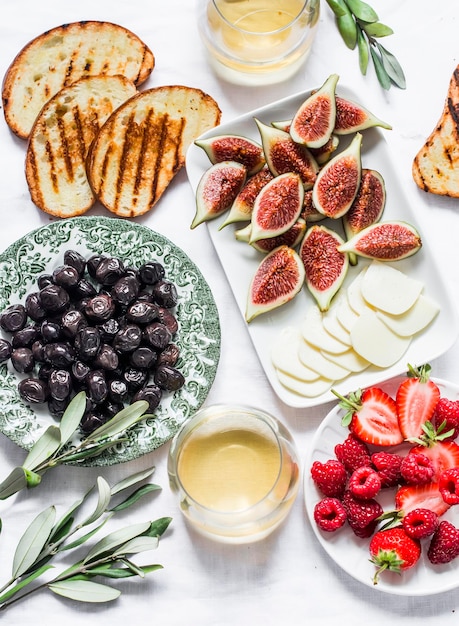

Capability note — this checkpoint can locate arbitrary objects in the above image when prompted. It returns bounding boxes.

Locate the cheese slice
[322,291,352,345]
[346,267,370,314]
[276,369,333,397]
[360,261,423,315]
[298,339,350,380]
[336,296,360,332]
[320,348,370,373]
[301,305,348,354]
[271,327,320,381]
[376,294,440,337]
[350,309,412,368]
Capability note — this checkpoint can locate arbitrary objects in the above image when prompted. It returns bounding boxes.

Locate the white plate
[304,375,459,596]
[186,85,458,408]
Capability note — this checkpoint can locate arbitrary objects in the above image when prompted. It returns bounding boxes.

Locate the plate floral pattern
[0,217,221,466]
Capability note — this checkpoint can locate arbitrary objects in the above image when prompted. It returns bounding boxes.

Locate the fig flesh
[255,119,319,189]
[236,218,306,253]
[309,134,340,165]
[245,245,305,322]
[312,132,362,219]
[290,73,339,149]
[250,172,304,243]
[338,220,422,261]
[195,134,266,175]
[219,168,274,230]
[191,161,246,229]
[301,190,325,223]
[334,95,392,134]
[299,224,349,311]
[343,168,386,265]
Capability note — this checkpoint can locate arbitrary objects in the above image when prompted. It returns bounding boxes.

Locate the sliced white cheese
[350,309,412,368]
[346,267,370,314]
[320,348,370,373]
[298,339,350,380]
[276,368,333,397]
[301,305,348,354]
[336,295,360,332]
[322,291,352,346]
[360,261,423,315]
[271,327,320,381]
[376,293,440,337]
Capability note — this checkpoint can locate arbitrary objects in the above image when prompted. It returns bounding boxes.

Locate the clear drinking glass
[168,404,300,543]
[197,0,320,85]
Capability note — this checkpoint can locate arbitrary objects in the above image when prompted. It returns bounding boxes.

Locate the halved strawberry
[395,482,451,517]
[333,386,403,447]
[396,364,440,440]
[409,440,459,482]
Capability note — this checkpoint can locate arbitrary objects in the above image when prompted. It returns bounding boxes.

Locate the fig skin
[195,134,266,175]
[299,224,349,312]
[334,96,392,134]
[245,245,305,323]
[219,167,274,230]
[191,160,247,229]
[236,219,306,253]
[338,220,422,261]
[290,73,339,149]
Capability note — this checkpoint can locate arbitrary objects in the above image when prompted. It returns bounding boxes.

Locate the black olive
[64,250,86,277]
[0,304,27,332]
[132,384,162,412]
[39,284,70,313]
[18,377,49,404]
[61,309,88,338]
[11,347,34,373]
[12,324,38,348]
[136,290,155,303]
[84,293,116,323]
[0,338,12,362]
[80,412,107,434]
[98,317,121,343]
[157,307,179,335]
[25,292,47,321]
[143,322,172,351]
[86,369,108,404]
[74,327,101,361]
[37,274,54,289]
[38,362,54,381]
[112,324,142,354]
[111,275,140,306]
[71,360,91,386]
[52,265,80,289]
[48,396,69,419]
[41,320,62,342]
[129,346,157,370]
[43,342,75,368]
[122,366,148,392]
[93,344,119,371]
[126,300,159,325]
[72,279,97,299]
[107,378,129,403]
[87,254,107,279]
[95,257,125,286]
[48,369,72,401]
[157,343,180,367]
[152,280,178,308]
[138,261,165,285]
[100,399,124,418]
[31,339,45,362]
[154,364,185,391]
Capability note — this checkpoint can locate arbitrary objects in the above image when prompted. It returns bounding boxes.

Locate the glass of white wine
[168,404,300,543]
[197,0,320,85]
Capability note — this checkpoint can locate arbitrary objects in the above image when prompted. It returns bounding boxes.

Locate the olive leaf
[370,46,392,90]
[22,426,62,472]
[357,26,369,74]
[12,506,56,578]
[363,22,393,37]
[83,522,151,564]
[344,0,378,23]
[48,579,121,603]
[376,42,406,89]
[87,401,150,441]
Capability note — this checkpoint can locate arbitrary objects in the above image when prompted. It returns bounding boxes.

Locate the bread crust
[2,21,154,139]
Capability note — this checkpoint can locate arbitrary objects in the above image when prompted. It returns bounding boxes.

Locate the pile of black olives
[0,250,185,433]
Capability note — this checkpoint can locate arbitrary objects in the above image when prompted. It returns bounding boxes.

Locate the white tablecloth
[1,1,459,624]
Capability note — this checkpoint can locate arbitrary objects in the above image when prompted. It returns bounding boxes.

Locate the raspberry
[439,467,459,505]
[310,459,347,498]
[348,466,381,500]
[334,434,371,473]
[400,452,435,485]
[371,451,403,488]
[313,497,347,532]
[427,520,459,564]
[433,397,459,441]
[342,490,383,538]
[402,508,439,539]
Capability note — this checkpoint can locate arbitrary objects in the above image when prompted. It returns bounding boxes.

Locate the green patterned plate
[0,217,221,466]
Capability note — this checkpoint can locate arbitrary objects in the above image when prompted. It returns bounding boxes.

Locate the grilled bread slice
[87,85,222,217]
[3,21,154,139]
[412,65,459,197]
[25,75,137,217]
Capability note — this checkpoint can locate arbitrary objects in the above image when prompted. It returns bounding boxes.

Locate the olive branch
[325,0,406,90]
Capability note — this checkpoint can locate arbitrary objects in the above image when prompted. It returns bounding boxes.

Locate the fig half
[236,218,306,253]
[195,134,266,175]
[312,132,362,219]
[245,245,305,322]
[299,224,349,311]
[250,172,304,243]
[334,96,392,134]
[219,167,274,230]
[191,160,246,229]
[338,221,422,261]
[290,73,339,149]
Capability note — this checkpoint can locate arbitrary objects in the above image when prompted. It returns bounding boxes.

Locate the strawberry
[395,482,450,517]
[313,497,347,532]
[433,397,459,441]
[333,387,403,447]
[369,527,421,583]
[408,420,459,481]
[396,363,440,440]
[427,520,459,564]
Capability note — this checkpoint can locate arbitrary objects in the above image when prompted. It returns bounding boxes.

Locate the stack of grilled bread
[2,21,221,218]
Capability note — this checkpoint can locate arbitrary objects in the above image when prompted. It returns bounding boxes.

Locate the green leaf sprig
[0,392,152,500]
[0,469,170,611]
[325,0,406,90]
